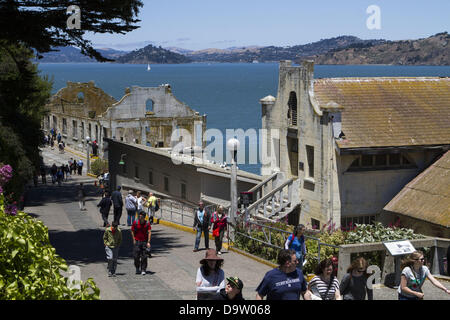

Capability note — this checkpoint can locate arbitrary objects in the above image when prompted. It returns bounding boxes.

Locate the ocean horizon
[38,63,450,175]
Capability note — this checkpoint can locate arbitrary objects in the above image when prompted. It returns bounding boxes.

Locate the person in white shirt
[196,249,225,300]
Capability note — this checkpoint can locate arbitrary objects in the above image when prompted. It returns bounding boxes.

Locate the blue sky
[86,0,450,51]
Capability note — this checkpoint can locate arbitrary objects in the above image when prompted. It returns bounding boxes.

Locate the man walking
[131,212,152,275]
[145,192,159,224]
[193,201,211,252]
[97,191,113,227]
[77,159,83,175]
[125,190,138,226]
[103,221,122,277]
[111,186,124,225]
[255,249,309,300]
[78,183,87,211]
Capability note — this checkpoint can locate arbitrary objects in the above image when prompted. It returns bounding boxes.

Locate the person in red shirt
[131,211,151,275]
[211,206,227,255]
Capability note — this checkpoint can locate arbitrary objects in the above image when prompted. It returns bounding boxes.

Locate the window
[62,118,67,134]
[146,99,154,113]
[311,218,320,230]
[72,120,77,137]
[135,166,139,179]
[164,176,169,192]
[77,92,84,102]
[181,183,187,199]
[148,171,153,185]
[306,145,314,178]
[347,153,416,172]
[95,125,99,140]
[287,91,297,126]
[342,216,376,229]
[81,122,84,140]
[88,123,92,139]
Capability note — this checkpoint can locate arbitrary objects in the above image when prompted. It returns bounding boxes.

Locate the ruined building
[258,60,450,236]
[43,81,206,156]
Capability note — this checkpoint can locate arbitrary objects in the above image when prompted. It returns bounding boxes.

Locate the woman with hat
[196,249,225,300]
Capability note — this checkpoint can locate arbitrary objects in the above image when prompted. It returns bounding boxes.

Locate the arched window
[146,99,154,113]
[288,91,297,126]
[77,92,85,103]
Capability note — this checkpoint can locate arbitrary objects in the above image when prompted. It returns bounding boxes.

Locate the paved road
[22,145,450,300]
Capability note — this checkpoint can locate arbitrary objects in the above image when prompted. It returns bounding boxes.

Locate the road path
[22,145,450,300]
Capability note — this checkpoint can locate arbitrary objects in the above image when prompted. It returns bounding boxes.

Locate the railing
[247,172,278,202]
[246,178,296,220]
[155,199,197,228]
[234,218,339,265]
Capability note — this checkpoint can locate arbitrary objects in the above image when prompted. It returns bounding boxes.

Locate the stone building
[43,81,206,156]
[260,60,450,231]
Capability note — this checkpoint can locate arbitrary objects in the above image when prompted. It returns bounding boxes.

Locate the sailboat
[147,64,151,71]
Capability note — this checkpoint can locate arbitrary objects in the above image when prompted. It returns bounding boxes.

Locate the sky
[85,0,450,51]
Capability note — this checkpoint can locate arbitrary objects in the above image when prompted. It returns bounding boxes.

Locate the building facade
[261,60,450,230]
[43,81,206,156]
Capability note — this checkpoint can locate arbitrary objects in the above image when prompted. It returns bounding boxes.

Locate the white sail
[147,64,151,71]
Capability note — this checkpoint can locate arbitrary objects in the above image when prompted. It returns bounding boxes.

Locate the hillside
[36,47,128,62]
[184,36,385,63]
[313,32,449,65]
[116,44,192,64]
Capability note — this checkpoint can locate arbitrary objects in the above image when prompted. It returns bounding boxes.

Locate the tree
[0,0,143,62]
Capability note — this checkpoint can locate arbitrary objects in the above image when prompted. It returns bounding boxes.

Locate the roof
[384,150,450,228]
[313,77,450,149]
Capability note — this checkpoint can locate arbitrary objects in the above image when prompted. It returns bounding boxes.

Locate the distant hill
[116,44,192,64]
[36,47,128,62]
[313,32,449,65]
[182,37,385,63]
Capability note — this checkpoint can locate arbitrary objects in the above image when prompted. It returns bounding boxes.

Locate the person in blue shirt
[284,224,307,269]
[256,249,310,300]
[192,201,211,252]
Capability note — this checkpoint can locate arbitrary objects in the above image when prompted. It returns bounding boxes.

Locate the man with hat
[214,276,245,300]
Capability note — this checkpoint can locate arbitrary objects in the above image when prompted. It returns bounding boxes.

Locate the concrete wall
[106,139,260,206]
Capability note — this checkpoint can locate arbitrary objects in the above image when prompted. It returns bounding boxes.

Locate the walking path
[22,145,449,300]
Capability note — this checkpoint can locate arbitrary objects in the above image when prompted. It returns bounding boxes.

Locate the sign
[383,240,416,256]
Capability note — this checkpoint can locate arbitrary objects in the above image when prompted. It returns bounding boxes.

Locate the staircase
[242,172,301,222]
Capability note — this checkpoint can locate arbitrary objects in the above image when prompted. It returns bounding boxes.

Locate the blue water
[38,63,450,175]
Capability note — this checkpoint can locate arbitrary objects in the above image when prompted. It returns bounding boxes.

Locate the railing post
[318,242,321,264]
[181,203,184,226]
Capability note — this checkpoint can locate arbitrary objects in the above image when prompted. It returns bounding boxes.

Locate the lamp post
[226,138,240,229]
[86,136,91,175]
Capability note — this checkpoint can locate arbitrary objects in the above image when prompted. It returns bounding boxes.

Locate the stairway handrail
[247,172,278,194]
[246,178,294,212]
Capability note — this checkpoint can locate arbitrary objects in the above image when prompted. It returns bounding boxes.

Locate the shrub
[0,164,100,300]
[90,158,108,176]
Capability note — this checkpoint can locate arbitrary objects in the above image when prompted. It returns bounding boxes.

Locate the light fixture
[119,154,127,165]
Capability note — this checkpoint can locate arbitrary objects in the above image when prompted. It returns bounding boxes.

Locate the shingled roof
[313,77,450,149]
[383,150,450,228]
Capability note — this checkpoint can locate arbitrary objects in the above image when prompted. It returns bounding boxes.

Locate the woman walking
[307,258,342,300]
[195,249,225,300]
[398,250,450,300]
[211,206,227,255]
[340,257,373,300]
[284,224,307,268]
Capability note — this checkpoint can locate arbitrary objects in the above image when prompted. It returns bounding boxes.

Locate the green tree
[0,0,143,62]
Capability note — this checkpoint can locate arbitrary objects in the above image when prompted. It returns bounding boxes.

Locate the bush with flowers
[0,164,100,299]
[233,214,426,275]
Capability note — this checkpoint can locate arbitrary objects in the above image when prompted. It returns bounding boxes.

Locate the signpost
[383,240,416,288]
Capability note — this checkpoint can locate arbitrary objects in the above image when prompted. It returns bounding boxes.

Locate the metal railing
[234,218,339,265]
[155,199,197,228]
